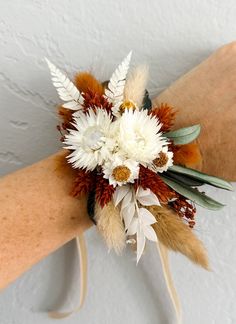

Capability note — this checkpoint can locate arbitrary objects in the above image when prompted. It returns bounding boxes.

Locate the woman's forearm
[156,42,236,180]
[0,151,92,289]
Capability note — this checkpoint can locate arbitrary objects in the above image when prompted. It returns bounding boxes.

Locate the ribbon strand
[157,241,182,324]
[48,234,180,323]
[49,234,88,319]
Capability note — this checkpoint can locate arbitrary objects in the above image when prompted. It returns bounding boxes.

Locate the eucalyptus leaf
[165,124,201,144]
[169,165,233,191]
[160,175,225,210]
[165,171,204,187]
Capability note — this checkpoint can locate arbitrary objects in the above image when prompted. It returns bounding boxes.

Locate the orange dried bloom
[137,166,176,203]
[58,106,73,129]
[96,174,115,207]
[75,72,104,96]
[172,143,202,169]
[151,103,176,132]
[71,169,95,198]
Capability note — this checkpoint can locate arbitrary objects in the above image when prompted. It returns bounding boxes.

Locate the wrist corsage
[46,52,232,320]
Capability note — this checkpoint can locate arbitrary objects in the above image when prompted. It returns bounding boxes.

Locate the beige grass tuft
[149,205,209,269]
[124,65,149,107]
[95,201,126,255]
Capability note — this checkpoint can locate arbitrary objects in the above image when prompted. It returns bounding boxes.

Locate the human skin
[0,42,236,289]
[155,42,236,180]
[0,152,92,289]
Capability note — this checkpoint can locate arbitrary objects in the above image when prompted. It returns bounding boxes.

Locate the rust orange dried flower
[95,174,115,207]
[151,103,176,132]
[71,169,95,198]
[82,90,113,113]
[137,166,176,203]
[58,106,73,130]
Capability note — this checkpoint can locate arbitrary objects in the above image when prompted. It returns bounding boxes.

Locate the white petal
[136,228,146,263]
[139,208,157,225]
[136,187,160,206]
[136,186,150,197]
[63,108,113,170]
[122,204,135,229]
[62,101,82,110]
[161,146,168,153]
[121,190,133,210]
[117,109,166,164]
[113,186,130,207]
[127,217,138,236]
[143,225,158,242]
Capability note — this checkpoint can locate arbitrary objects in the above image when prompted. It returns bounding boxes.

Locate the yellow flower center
[153,152,168,167]
[112,165,131,182]
[119,100,136,114]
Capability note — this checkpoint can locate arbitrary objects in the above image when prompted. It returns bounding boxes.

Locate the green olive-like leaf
[165,171,204,187]
[160,175,225,210]
[169,165,233,191]
[164,125,201,144]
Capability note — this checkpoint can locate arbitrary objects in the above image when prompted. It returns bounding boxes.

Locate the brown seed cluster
[119,100,136,114]
[153,152,168,168]
[170,195,196,228]
[112,165,131,182]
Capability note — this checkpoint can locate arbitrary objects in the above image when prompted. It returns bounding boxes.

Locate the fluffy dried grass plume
[124,65,149,107]
[173,143,203,169]
[74,72,104,96]
[95,201,126,254]
[149,205,209,269]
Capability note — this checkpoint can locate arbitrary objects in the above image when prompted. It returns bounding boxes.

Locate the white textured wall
[1,1,236,323]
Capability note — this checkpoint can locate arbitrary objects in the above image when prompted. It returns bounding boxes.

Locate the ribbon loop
[49,234,88,319]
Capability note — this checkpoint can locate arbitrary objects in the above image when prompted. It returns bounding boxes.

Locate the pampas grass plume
[149,205,209,269]
[75,72,104,96]
[124,65,149,107]
[95,201,126,254]
[173,143,203,169]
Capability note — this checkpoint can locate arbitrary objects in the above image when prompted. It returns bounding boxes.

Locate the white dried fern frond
[105,51,132,105]
[45,58,83,110]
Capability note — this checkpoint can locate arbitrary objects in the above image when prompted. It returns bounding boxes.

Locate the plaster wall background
[0,1,236,323]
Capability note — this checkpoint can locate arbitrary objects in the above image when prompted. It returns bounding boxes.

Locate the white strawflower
[103,156,139,187]
[116,109,167,165]
[64,108,115,171]
[151,146,173,173]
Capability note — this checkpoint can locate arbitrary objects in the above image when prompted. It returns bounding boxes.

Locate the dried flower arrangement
[46,53,232,319]
[46,53,232,264]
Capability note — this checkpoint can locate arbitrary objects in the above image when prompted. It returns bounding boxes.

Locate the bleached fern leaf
[105,51,132,105]
[45,58,83,110]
